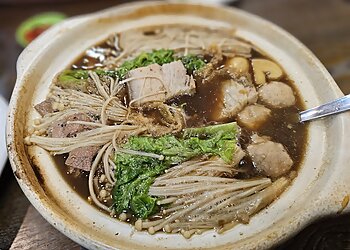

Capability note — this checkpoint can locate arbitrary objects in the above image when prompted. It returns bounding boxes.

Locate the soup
[25,24,307,238]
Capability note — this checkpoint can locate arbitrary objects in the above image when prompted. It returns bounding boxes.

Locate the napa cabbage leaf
[112,122,239,219]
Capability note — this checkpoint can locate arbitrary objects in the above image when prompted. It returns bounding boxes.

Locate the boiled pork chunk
[127,64,166,104]
[215,79,258,121]
[127,61,195,105]
[247,135,293,178]
[162,61,195,99]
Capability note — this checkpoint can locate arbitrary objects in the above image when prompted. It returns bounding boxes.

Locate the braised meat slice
[65,146,100,171]
[48,113,99,171]
[49,113,92,138]
[34,98,54,116]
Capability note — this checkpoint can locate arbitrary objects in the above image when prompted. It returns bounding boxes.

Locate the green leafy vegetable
[117,49,175,78]
[58,69,89,80]
[56,69,90,91]
[116,50,206,78]
[112,122,239,219]
[58,69,118,81]
[56,50,207,88]
[180,54,206,73]
[112,154,166,218]
[56,69,119,91]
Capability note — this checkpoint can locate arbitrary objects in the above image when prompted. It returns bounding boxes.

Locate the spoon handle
[299,94,350,122]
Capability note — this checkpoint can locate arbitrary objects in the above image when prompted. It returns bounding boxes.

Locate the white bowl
[7,2,350,249]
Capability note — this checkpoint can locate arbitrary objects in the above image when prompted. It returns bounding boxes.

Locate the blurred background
[0,0,349,249]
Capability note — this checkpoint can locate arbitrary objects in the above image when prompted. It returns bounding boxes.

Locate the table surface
[1,0,350,249]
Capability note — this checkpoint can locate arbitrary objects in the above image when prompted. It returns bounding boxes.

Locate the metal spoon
[299,94,350,122]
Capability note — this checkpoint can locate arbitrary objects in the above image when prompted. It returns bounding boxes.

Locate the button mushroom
[252,58,283,85]
[226,56,250,74]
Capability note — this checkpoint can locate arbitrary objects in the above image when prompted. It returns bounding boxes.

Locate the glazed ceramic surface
[0,95,8,175]
[7,2,350,249]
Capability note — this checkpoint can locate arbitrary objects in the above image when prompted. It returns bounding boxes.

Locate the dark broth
[56,154,90,198]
